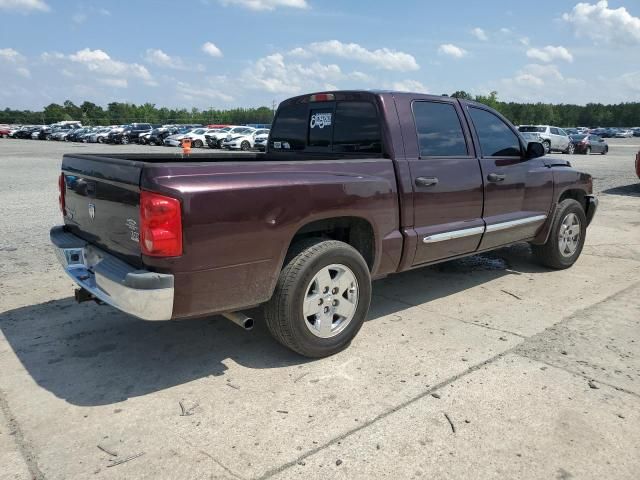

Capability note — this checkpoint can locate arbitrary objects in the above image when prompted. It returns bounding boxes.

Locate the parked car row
[1,122,271,151]
[517,125,612,155]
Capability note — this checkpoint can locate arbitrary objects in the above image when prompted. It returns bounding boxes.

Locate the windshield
[518,126,546,133]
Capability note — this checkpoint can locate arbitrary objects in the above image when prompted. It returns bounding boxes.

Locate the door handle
[415,176,439,187]
[487,173,506,183]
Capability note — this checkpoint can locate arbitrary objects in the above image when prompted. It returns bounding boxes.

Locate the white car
[220,127,260,150]
[223,128,269,151]
[614,129,633,138]
[206,126,252,148]
[253,129,270,151]
[163,128,196,147]
[184,128,220,148]
[86,127,112,143]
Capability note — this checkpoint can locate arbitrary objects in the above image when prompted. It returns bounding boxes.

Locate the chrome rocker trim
[423,215,547,244]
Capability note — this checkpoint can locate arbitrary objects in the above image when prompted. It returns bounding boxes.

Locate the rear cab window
[270,94,382,155]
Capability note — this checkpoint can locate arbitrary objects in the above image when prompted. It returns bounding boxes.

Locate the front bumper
[164,139,181,147]
[585,195,598,226]
[50,226,174,321]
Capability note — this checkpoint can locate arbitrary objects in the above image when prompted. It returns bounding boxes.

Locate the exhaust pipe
[222,312,254,330]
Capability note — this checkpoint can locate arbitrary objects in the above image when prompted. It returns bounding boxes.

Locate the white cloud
[72,13,86,24]
[202,42,223,58]
[99,78,127,88]
[562,0,640,45]
[16,66,30,77]
[391,79,428,93]
[438,44,468,58]
[0,0,49,13]
[218,0,308,11]
[176,81,234,102]
[526,45,573,63]
[98,8,110,16]
[471,27,488,41]
[144,48,204,71]
[288,47,311,58]
[41,48,155,87]
[243,53,344,94]
[0,47,23,62]
[514,73,544,87]
[0,47,30,77]
[306,40,419,71]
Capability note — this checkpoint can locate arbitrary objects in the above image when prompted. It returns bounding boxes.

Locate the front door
[465,106,554,250]
[398,98,485,266]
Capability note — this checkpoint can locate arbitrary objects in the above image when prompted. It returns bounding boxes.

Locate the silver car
[518,125,572,154]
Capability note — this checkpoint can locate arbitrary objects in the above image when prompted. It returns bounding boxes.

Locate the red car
[0,126,11,138]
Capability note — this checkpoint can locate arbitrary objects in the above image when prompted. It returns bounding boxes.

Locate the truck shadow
[0,244,545,406]
[602,183,640,197]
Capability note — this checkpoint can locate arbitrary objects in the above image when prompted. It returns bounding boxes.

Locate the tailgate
[62,154,143,267]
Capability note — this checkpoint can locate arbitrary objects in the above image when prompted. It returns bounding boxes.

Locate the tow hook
[74,288,103,305]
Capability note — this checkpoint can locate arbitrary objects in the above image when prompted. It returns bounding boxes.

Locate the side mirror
[526,141,545,159]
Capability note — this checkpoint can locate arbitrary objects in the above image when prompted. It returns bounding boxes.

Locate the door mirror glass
[526,141,545,159]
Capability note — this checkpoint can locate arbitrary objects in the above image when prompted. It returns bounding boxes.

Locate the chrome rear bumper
[50,226,174,321]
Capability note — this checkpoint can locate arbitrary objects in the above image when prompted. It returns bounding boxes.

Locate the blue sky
[1,0,639,109]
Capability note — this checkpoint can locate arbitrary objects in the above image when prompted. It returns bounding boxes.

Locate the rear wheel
[121,135,130,145]
[217,139,224,149]
[565,143,575,155]
[542,140,551,153]
[264,239,371,358]
[97,136,104,144]
[584,146,591,155]
[240,140,251,151]
[601,146,608,155]
[532,199,586,269]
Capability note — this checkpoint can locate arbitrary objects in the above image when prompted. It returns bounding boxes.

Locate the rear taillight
[139,191,183,257]
[309,93,335,102]
[58,173,66,216]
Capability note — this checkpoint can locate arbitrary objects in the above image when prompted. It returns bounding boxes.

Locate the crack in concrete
[257,280,640,480]
[0,386,45,480]
[373,293,526,339]
[255,348,514,480]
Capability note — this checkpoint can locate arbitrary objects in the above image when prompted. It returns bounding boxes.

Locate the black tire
[543,141,551,153]
[264,239,372,358]
[240,140,250,151]
[193,139,203,148]
[531,199,587,270]
[217,139,224,149]
[121,135,130,145]
[601,146,608,155]
[583,146,591,155]
[565,143,575,155]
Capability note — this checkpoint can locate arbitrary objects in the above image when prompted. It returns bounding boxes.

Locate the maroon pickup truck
[51,90,597,357]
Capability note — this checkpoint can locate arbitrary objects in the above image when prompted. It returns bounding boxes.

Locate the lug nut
[333,299,339,306]
[332,287,339,294]
[323,286,329,294]
[323,306,330,314]
[318,298,323,305]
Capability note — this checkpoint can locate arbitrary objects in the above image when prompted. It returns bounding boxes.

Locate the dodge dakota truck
[51,90,598,358]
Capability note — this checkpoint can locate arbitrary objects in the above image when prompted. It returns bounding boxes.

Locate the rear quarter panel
[141,159,401,318]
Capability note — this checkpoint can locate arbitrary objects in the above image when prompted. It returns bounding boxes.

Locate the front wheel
[264,239,371,358]
[565,143,575,155]
[193,139,203,148]
[121,135,130,145]
[601,146,608,155]
[543,141,551,153]
[240,140,250,151]
[583,146,591,155]
[531,199,587,269]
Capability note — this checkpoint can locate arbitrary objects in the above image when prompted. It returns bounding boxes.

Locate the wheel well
[558,189,587,210]
[289,217,375,270]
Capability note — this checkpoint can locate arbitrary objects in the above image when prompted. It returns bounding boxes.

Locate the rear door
[397,98,484,266]
[464,105,553,250]
[62,154,143,266]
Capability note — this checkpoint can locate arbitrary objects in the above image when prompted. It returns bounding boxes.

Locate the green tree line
[0,100,275,126]
[451,91,640,127]
[2,94,640,127]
